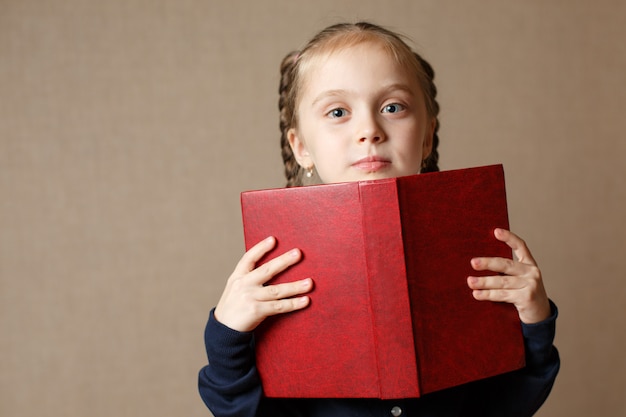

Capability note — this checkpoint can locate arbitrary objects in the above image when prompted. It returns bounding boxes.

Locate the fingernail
[290,249,300,257]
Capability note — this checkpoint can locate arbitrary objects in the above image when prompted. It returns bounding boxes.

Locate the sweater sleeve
[198,309,263,417]
[521,300,560,377]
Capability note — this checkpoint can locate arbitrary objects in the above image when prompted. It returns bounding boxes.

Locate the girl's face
[288,42,435,184]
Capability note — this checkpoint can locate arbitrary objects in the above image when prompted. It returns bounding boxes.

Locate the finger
[467,275,524,291]
[470,287,515,303]
[494,228,537,266]
[235,236,277,274]
[471,256,521,276]
[248,247,302,285]
[257,296,311,318]
[258,278,314,302]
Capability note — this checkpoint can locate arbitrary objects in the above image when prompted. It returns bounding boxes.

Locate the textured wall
[1,1,625,416]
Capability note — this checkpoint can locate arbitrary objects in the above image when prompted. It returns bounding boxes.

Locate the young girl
[199,22,559,417]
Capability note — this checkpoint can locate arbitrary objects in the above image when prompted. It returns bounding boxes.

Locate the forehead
[300,43,420,97]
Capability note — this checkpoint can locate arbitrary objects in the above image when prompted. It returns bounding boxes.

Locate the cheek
[395,133,426,170]
[398,127,425,153]
[407,123,428,155]
[311,143,342,169]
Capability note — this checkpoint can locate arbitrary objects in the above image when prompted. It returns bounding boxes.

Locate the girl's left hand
[467,228,551,324]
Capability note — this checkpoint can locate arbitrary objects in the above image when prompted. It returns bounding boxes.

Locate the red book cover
[240,164,525,399]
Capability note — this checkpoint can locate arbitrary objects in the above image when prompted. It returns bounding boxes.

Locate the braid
[415,53,440,173]
[279,51,303,187]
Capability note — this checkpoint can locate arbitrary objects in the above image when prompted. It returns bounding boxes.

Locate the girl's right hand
[214,236,313,332]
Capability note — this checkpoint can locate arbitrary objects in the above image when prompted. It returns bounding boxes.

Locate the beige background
[1,1,625,416]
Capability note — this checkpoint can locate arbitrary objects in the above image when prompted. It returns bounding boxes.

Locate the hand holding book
[468,227,551,324]
[214,236,312,333]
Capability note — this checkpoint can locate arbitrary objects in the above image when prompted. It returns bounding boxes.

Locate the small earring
[305,166,314,178]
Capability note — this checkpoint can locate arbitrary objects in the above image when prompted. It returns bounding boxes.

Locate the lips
[352,156,391,172]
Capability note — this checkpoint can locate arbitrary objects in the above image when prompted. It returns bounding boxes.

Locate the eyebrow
[310,83,416,107]
[310,89,349,107]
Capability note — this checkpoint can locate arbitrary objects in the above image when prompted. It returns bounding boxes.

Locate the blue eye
[382,103,405,113]
[328,108,348,118]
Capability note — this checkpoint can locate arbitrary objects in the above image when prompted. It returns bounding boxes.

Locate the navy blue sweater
[199,302,559,417]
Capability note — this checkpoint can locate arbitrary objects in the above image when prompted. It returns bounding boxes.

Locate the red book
[240,164,525,399]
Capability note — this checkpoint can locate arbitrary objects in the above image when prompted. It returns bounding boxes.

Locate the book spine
[359,180,421,399]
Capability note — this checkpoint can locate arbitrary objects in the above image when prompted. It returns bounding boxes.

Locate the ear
[421,117,436,159]
[287,128,313,168]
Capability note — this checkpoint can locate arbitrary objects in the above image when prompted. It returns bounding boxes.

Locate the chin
[324,169,413,184]
[350,171,401,182]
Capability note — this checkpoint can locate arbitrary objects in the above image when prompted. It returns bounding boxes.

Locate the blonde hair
[279,22,441,187]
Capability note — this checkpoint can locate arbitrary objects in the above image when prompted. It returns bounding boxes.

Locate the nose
[357,113,385,144]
